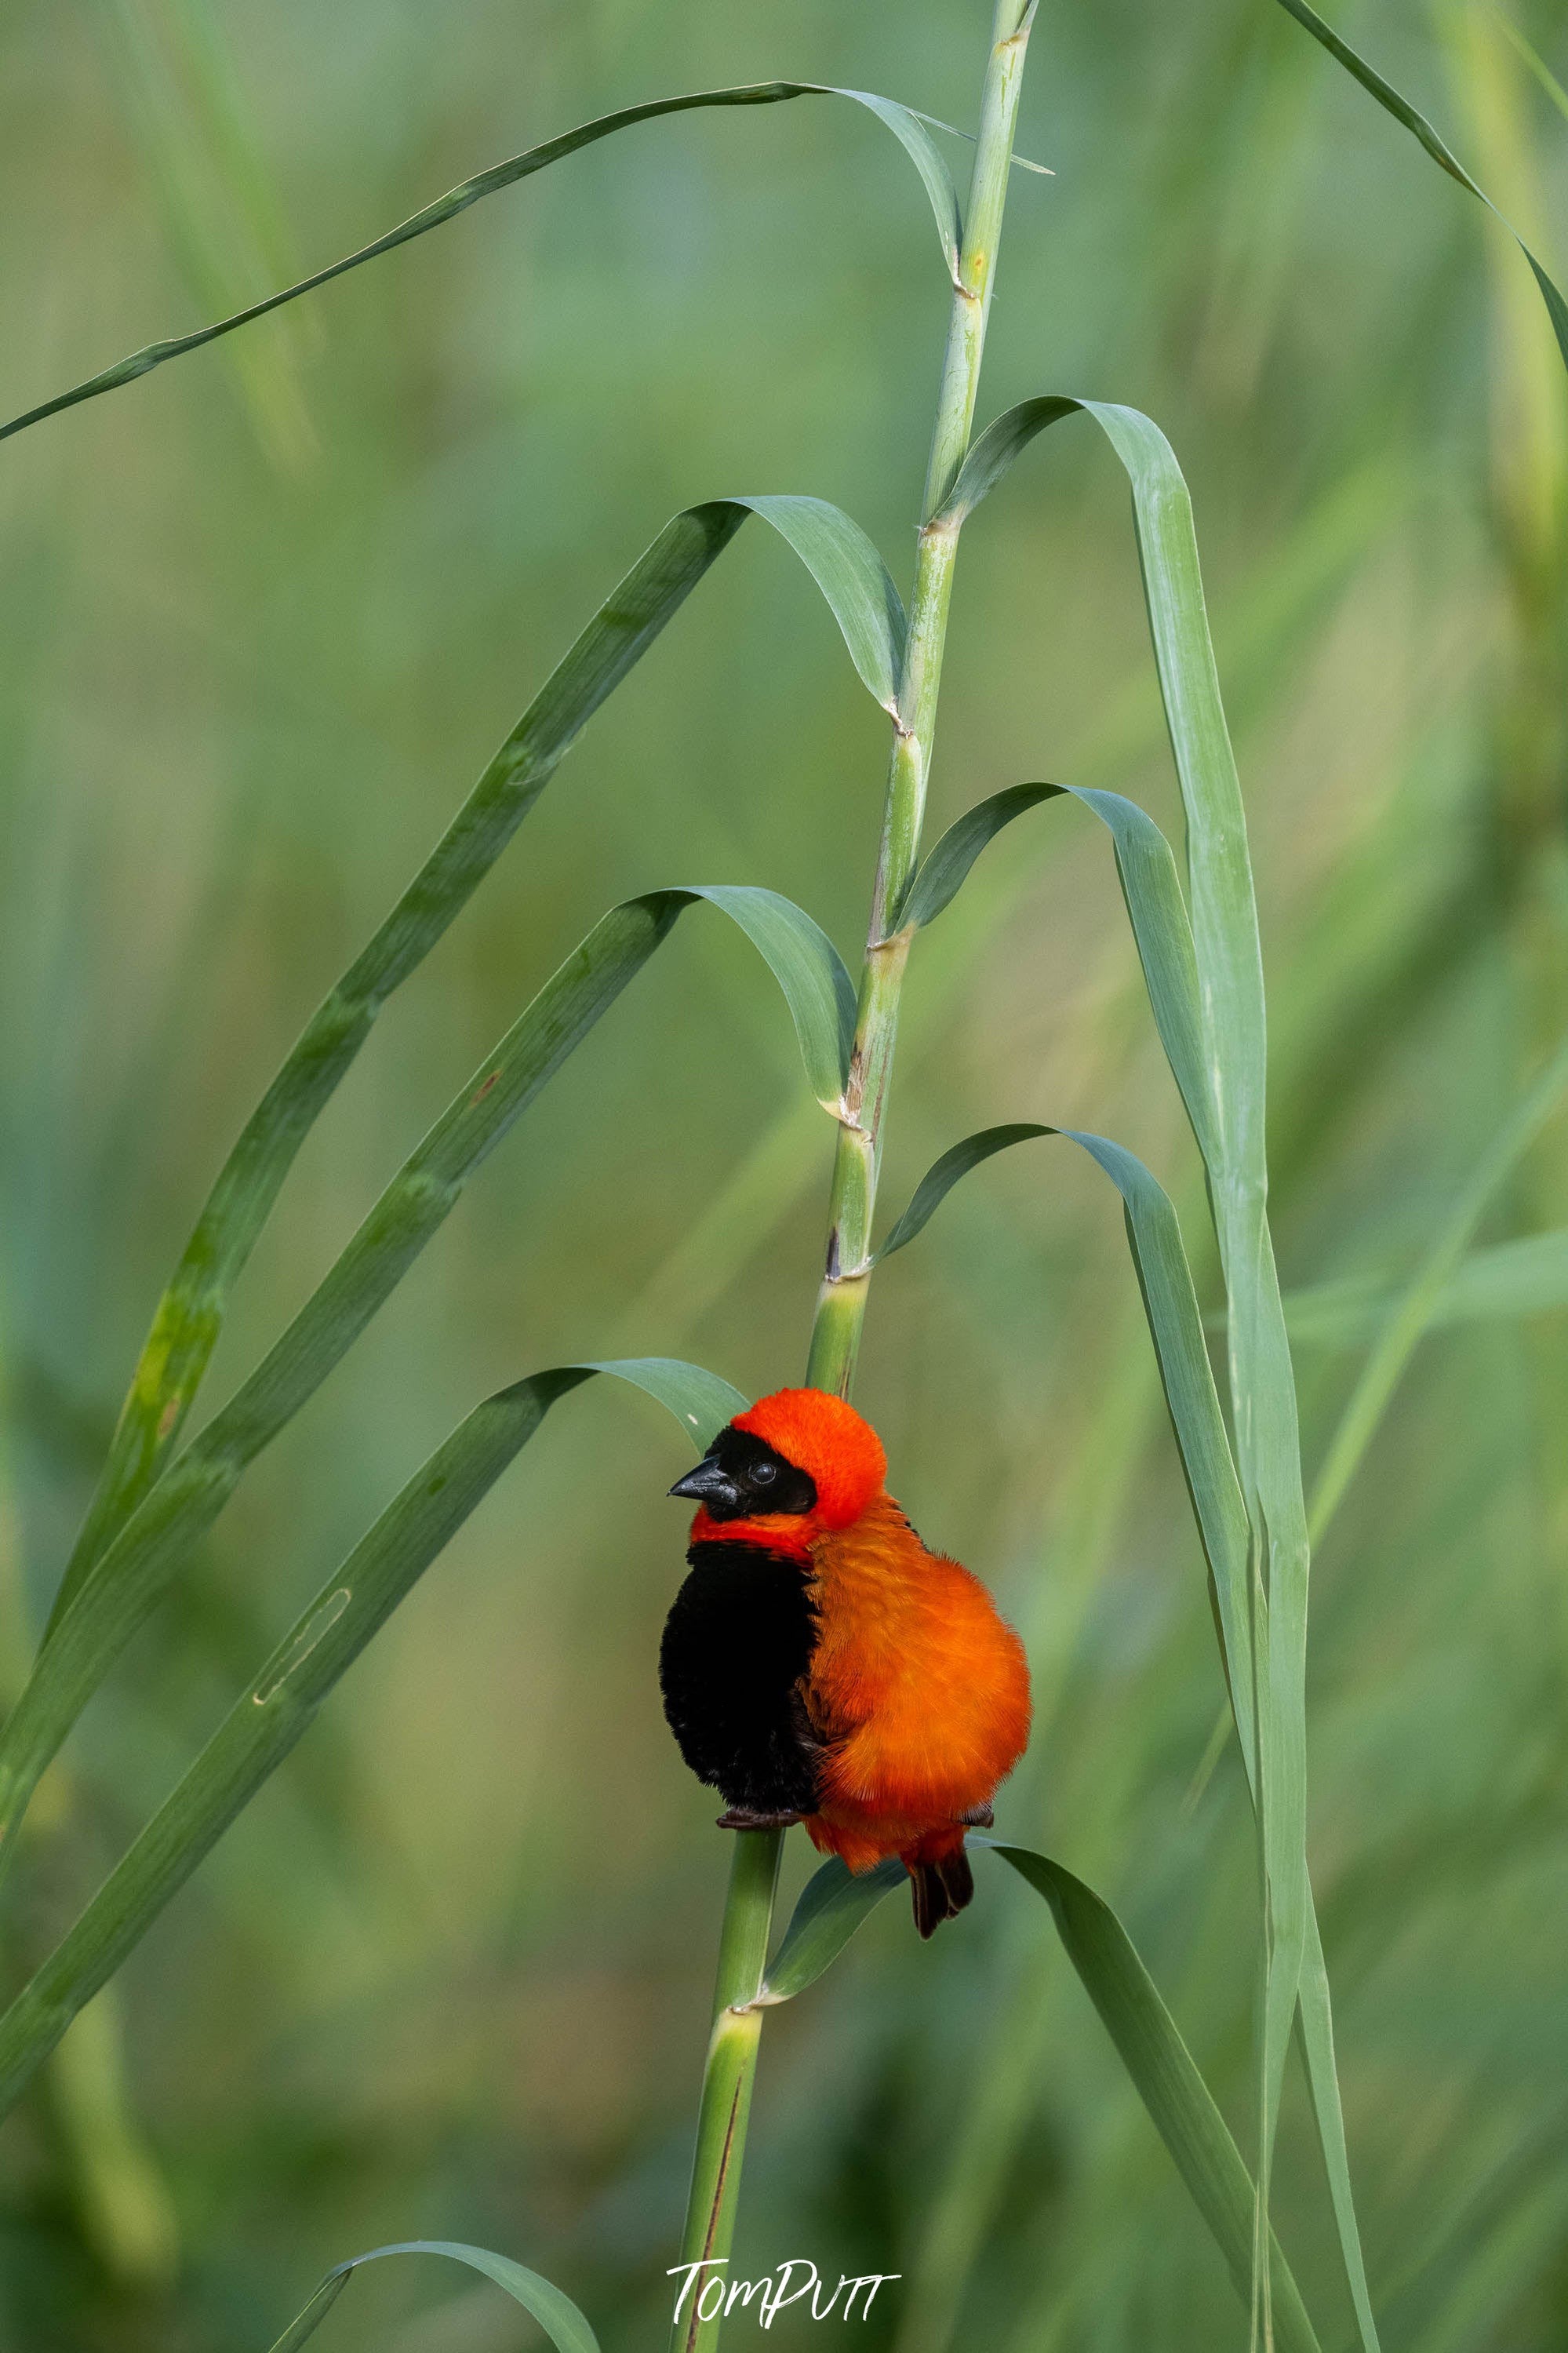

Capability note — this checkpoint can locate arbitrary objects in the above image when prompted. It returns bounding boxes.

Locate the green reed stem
[806,0,1035,1398]
[669,1832,782,2353]
[668,8,1035,2348]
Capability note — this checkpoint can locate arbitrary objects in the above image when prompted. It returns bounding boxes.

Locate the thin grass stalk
[669,8,1035,2347]
[806,0,1035,1397]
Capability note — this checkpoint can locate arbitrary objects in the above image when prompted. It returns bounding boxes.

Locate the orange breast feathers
[802,1492,1032,1874]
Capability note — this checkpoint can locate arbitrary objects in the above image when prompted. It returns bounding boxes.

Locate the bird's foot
[958,1803,995,1828]
[715,1807,804,1831]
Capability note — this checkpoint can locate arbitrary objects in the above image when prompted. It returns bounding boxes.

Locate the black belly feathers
[658,1539,823,1815]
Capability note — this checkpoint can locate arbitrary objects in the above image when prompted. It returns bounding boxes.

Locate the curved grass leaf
[0,1358,744,2118]
[897,781,1214,1164]
[53,493,892,1643]
[833,92,963,277]
[986,1844,1322,2353]
[875,1122,1253,1754]
[0,86,959,445]
[729,496,906,713]
[0,883,838,1863]
[1271,0,1568,372]
[756,1856,906,2004]
[893,779,1059,929]
[267,2240,601,2353]
[681,886,856,1105]
[932,391,1356,2340]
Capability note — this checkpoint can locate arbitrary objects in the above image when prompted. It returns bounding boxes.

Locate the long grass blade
[1309,1036,1568,1539]
[267,2240,601,2353]
[0,86,959,445]
[1270,0,1568,371]
[988,1844,1322,2353]
[1284,1226,1568,1346]
[0,883,842,1862]
[50,510,733,1637]
[52,494,892,1642]
[0,1358,744,2118]
[937,390,1365,2342]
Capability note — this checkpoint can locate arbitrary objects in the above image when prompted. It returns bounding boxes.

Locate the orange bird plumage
[660,1387,1031,1936]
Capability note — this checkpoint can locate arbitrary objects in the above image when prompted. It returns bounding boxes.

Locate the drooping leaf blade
[758,1856,907,2004]
[988,1844,1322,2353]
[730,496,907,712]
[267,2240,600,2353]
[1270,0,1568,373]
[0,1358,744,2118]
[681,884,856,1105]
[897,781,1214,1164]
[0,83,963,446]
[875,1123,1253,1760]
[831,90,964,276]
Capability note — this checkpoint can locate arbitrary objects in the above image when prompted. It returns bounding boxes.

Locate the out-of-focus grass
[0,0,1565,2346]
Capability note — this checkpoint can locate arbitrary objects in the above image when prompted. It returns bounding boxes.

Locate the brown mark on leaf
[470,1069,502,1106]
[825,1227,842,1281]
[157,1396,181,1442]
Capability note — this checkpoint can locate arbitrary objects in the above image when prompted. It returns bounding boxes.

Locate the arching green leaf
[875,1120,1251,1755]
[986,1845,1322,2353]
[680,884,856,1105]
[757,1856,906,2004]
[833,91,963,276]
[897,781,1213,1164]
[580,1357,747,1454]
[268,2240,600,2353]
[0,84,962,445]
[731,497,907,713]
[0,1357,746,2118]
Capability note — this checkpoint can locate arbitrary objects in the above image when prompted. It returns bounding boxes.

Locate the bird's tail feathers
[908,1846,974,1939]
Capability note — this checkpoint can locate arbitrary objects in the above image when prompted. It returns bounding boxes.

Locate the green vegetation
[0,0,1565,2347]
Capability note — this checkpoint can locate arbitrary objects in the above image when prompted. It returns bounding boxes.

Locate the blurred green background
[2,0,1566,2345]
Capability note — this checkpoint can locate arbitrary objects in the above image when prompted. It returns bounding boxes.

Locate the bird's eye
[752,1459,777,1485]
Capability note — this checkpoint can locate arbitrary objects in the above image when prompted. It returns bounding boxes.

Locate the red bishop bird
[660,1386,1032,1936]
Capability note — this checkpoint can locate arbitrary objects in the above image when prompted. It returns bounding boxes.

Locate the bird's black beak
[669,1453,740,1510]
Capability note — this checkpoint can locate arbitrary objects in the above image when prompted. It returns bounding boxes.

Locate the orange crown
[733,1386,887,1529]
